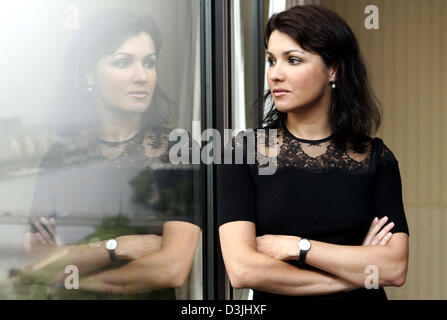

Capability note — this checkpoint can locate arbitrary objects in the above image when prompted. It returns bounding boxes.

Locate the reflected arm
[78,221,201,294]
[20,233,162,285]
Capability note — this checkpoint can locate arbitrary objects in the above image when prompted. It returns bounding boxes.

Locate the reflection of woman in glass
[22,10,201,299]
[219,5,409,300]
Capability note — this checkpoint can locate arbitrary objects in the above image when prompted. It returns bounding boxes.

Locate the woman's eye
[114,59,130,68]
[143,58,156,69]
[266,58,275,66]
[289,57,302,65]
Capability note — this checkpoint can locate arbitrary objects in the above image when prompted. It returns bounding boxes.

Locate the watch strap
[105,239,118,262]
[108,248,116,262]
[298,249,308,265]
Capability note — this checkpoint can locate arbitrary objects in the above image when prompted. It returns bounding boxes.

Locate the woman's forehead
[267,30,306,54]
[112,32,156,56]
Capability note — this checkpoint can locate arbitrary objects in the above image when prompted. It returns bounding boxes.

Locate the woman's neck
[97,106,143,143]
[285,100,332,141]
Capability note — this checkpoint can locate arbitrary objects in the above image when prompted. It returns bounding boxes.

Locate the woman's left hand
[256,234,298,260]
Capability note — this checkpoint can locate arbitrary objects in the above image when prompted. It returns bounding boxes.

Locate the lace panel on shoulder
[230,129,375,174]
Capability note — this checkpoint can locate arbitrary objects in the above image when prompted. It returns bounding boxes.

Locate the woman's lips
[128,91,149,99]
[273,90,290,98]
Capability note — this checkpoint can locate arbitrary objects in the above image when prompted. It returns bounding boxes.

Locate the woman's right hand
[115,234,162,260]
[362,216,395,246]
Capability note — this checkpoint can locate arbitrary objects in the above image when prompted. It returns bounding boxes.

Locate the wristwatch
[105,239,118,262]
[297,238,311,265]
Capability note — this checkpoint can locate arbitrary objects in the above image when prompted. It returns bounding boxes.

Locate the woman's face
[88,32,157,114]
[266,30,335,113]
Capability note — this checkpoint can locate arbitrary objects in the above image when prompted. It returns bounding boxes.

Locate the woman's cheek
[97,69,125,94]
[150,70,157,87]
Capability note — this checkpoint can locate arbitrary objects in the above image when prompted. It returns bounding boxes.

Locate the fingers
[41,217,58,238]
[43,217,62,245]
[33,217,60,245]
[370,222,395,246]
[35,231,47,245]
[363,216,388,245]
[363,216,395,246]
[372,216,389,235]
[378,232,393,246]
[33,221,55,245]
[42,217,57,235]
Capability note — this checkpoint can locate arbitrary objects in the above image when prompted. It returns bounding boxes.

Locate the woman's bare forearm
[226,249,360,296]
[305,235,408,287]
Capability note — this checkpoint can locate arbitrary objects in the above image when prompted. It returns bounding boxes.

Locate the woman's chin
[127,105,150,113]
[275,103,296,113]
[115,102,151,114]
[275,101,314,114]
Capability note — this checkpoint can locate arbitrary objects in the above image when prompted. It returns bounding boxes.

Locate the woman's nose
[269,64,285,82]
[132,64,149,83]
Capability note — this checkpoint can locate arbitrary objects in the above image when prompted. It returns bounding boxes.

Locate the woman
[219,5,409,300]
[21,10,201,299]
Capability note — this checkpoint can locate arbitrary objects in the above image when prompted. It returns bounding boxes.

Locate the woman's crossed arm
[219,216,404,296]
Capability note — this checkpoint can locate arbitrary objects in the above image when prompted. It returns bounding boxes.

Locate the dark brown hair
[263,5,382,152]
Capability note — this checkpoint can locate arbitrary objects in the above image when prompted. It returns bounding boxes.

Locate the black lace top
[219,127,409,300]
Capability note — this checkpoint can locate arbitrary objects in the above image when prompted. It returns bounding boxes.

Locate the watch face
[106,239,118,250]
[299,239,311,251]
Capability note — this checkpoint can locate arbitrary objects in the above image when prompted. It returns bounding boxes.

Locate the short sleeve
[153,164,202,228]
[372,139,409,236]
[218,134,257,227]
[152,137,202,228]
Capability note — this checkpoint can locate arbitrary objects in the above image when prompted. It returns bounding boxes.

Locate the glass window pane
[0,0,203,300]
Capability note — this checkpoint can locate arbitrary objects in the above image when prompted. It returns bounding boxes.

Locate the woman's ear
[328,65,337,82]
[85,71,95,87]
[83,64,96,87]
[329,61,340,81]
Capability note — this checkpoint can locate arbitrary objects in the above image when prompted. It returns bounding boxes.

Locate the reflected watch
[105,238,118,262]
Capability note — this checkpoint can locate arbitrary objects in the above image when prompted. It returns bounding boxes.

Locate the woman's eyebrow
[284,49,305,55]
[266,49,305,57]
[113,52,157,58]
[113,52,132,57]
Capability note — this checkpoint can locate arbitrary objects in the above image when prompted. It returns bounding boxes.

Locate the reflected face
[89,32,157,114]
[266,30,334,113]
